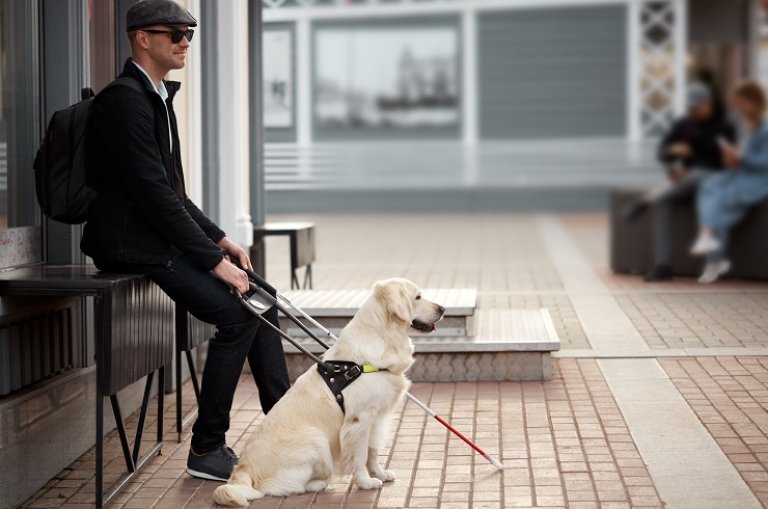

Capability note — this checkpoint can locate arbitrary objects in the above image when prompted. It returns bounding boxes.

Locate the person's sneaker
[698,259,731,284]
[644,265,673,282]
[622,200,649,222]
[690,234,720,256]
[186,444,239,481]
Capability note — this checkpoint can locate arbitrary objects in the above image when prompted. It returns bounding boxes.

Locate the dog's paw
[373,469,396,482]
[305,480,328,492]
[356,476,384,490]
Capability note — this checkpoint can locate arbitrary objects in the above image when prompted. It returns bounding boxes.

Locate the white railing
[264,139,661,191]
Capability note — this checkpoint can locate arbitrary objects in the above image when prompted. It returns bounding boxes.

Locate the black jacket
[657,113,737,170]
[82,59,225,270]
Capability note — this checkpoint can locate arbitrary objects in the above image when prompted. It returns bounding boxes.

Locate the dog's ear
[374,281,413,324]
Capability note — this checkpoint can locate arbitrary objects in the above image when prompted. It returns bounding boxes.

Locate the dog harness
[317,361,386,413]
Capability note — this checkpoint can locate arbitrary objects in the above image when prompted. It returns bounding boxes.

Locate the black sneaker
[644,265,673,282]
[623,200,649,222]
[186,444,239,481]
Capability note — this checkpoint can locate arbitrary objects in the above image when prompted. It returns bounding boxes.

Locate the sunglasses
[141,28,194,44]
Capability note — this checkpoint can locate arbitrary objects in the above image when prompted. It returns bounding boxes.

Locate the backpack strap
[104,76,145,95]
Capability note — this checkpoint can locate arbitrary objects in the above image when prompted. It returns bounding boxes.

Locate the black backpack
[33,77,143,224]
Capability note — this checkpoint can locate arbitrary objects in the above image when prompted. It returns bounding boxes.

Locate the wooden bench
[0,265,174,508]
[253,222,315,289]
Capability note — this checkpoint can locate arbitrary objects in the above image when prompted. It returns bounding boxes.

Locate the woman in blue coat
[690,81,768,283]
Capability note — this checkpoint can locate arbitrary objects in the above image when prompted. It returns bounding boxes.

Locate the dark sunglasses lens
[170,29,194,43]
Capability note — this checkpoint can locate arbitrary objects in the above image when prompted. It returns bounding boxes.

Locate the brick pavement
[661,357,768,507]
[266,214,587,349]
[16,212,768,508]
[617,293,768,349]
[22,359,663,509]
[265,214,563,294]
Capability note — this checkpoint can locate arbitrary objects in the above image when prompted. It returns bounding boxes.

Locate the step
[278,288,477,338]
[281,290,560,382]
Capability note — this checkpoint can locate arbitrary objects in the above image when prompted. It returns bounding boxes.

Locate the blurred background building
[260,0,757,211]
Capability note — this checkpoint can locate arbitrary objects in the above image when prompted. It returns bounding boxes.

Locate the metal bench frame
[0,265,173,508]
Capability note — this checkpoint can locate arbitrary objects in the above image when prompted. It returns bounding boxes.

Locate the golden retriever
[213,278,444,507]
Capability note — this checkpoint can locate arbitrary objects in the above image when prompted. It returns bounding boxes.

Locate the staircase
[276,289,560,382]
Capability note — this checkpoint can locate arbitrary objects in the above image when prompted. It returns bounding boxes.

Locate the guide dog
[213,278,444,507]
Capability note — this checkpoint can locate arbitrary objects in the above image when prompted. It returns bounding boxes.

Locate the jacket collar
[121,58,181,100]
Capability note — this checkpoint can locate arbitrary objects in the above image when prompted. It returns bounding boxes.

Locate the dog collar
[317,360,387,413]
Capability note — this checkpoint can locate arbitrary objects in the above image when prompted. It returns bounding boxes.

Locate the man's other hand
[212,257,250,294]
[667,143,692,158]
[720,142,740,169]
[217,237,253,271]
[669,166,688,183]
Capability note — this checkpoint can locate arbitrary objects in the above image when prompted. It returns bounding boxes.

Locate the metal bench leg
[291,269,300,290]
[100,369,165,507]
[96,393,104,508]
[158,366,164,446]
[175,347,201,440]
[132,371,155,464]
[185,349,201,402]
[110,394,136,473]
[303,264,313,289]
[176,347,182,441]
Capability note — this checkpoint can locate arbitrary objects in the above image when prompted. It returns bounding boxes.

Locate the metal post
[249,0,267,275]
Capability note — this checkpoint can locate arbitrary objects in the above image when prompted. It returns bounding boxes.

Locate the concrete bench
[610,188,768,280]
[0,265,173,508]
[275,289,560,382]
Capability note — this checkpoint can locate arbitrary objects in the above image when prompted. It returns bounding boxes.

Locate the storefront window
[313,18,461,141]
[0,0,42,231]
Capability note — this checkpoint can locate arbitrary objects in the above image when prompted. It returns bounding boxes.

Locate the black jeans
[96,250,290,453]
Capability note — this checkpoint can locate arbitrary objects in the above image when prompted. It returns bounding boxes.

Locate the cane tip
[487,455,504,470]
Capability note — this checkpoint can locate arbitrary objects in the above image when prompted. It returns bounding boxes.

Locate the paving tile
[20,359,666,509]
[617,294,768,349]
[663,357,768,507]
[22,213,768,509]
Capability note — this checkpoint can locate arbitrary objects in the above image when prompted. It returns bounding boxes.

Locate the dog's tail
[213,470,264,507]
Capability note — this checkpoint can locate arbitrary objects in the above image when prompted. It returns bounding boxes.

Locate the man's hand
[669,166,688,183]
[212,257,250,294]
[720,142,740,169]
[666,143,692,158]
[217,237,253,271]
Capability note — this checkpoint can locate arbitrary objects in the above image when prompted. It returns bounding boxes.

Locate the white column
[461,7,477,146]
[626,0,641,142]
[215,0,253,248]
[170,0,203,205]
[672,0,687,116]
[296,17,312,146]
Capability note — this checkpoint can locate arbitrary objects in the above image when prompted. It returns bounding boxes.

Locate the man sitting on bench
[81,0,290,482]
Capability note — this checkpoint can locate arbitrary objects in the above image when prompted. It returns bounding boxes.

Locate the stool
[253,222,315,289]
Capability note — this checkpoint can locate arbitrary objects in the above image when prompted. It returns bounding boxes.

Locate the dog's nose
[437,305,445,316]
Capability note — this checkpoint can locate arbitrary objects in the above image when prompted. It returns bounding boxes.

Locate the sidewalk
[20,213,768,508]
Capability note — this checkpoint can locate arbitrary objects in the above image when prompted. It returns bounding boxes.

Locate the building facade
[260,0,758,210]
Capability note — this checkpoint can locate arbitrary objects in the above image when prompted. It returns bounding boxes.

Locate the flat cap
[126,0,197,31]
